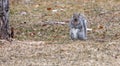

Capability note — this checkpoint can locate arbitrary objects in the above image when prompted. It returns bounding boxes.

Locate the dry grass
[0,40,120,66]
[9,0,120,43]
[0,0,120,66]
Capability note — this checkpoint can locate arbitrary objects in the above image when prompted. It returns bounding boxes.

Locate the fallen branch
[44,21,67,25]
[87,28,92,31]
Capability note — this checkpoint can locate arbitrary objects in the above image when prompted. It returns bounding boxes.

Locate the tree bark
[0,0,10,40]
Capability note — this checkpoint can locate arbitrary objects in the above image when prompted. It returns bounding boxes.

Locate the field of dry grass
[0,0,120,66]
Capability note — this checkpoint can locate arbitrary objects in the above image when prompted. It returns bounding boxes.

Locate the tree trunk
[0,0,10,40]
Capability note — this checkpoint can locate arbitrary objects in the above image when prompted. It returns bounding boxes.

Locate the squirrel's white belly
[71,28,79,39]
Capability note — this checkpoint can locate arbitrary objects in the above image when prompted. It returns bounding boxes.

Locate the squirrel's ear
[72,13,75,18]
[78,13,81,16]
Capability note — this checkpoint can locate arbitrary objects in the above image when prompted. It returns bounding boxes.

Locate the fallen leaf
[52,9,58,13]
[47,8,52,10]
[35,4,39,8]
[41,24,47,27]
[98,25,104,29]
[29,32,36,36]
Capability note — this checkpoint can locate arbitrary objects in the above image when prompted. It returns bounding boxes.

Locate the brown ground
[0,0,120,66]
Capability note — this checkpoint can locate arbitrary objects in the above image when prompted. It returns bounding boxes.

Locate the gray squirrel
[69,13,87,40]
